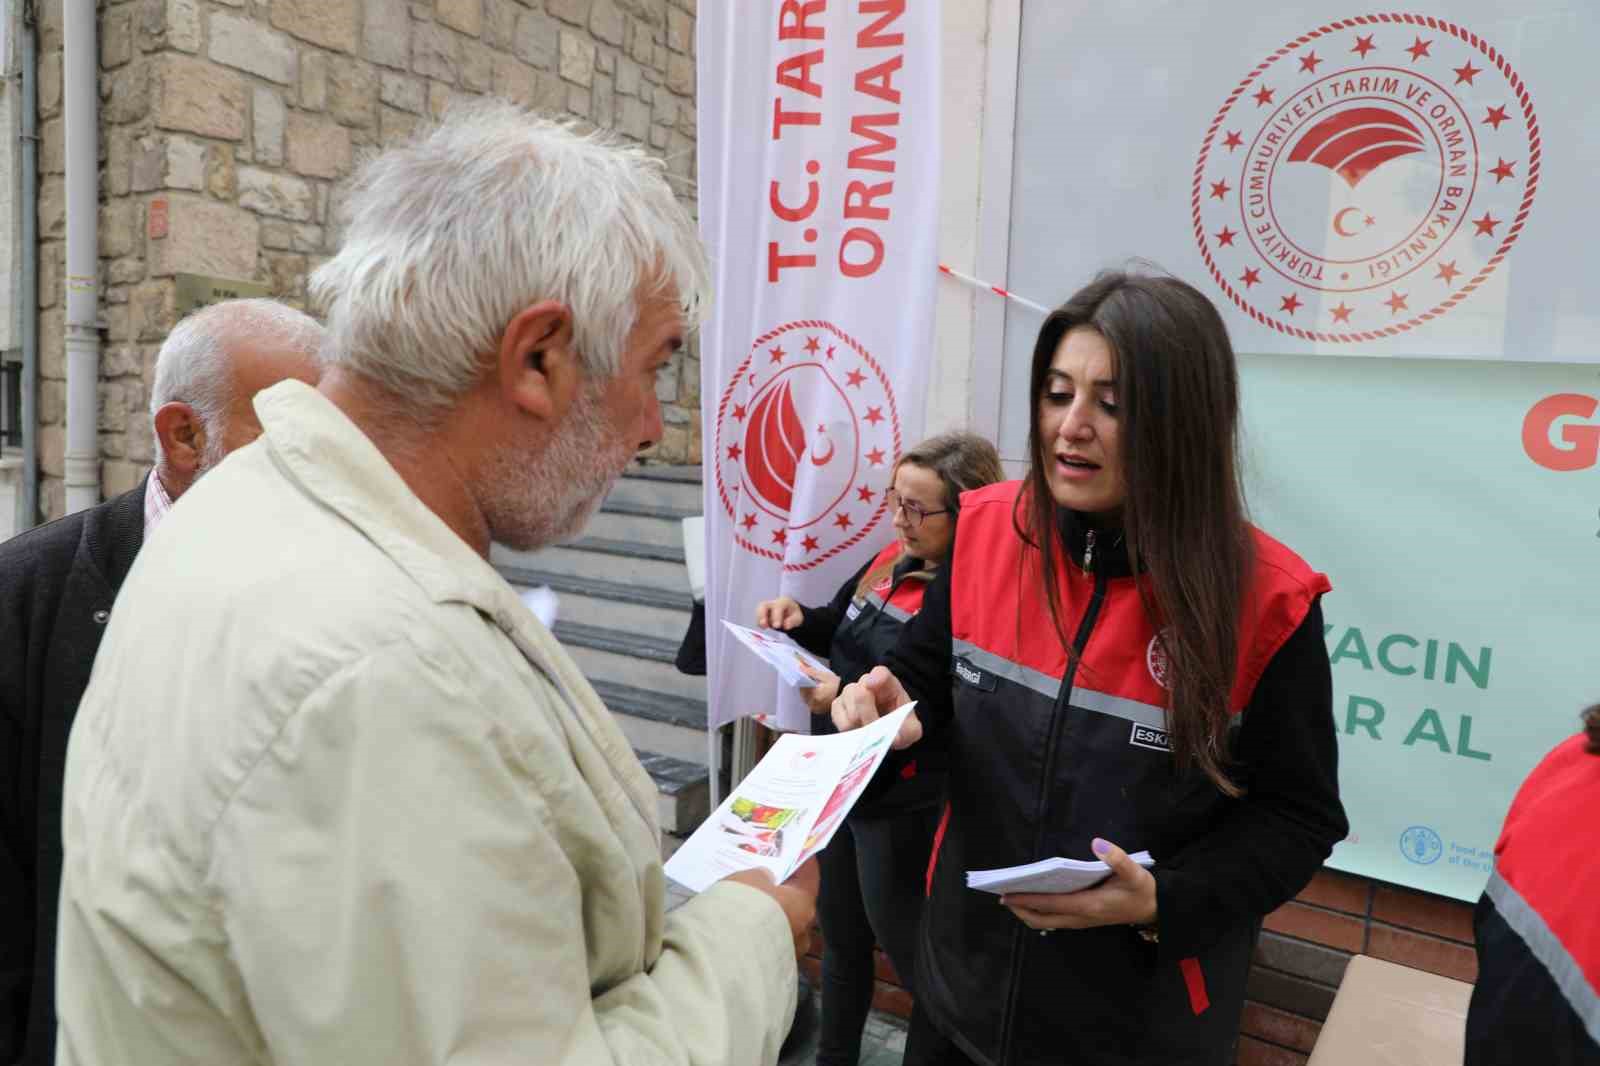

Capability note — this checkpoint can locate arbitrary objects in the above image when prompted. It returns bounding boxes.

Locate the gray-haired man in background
[0,299,322,1066]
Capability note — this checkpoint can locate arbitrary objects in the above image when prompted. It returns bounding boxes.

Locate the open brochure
[967,851,1155,895]
[664,704,916,892]
[721,619,832,688]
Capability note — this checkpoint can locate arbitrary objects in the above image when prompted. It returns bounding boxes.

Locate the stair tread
[624,464,705,484]
[499,567,694,612]
[564,536,686,564]
[634,749,709,795]
[553,620,681,663]
[600,498,702,521]
[591,678,707,730]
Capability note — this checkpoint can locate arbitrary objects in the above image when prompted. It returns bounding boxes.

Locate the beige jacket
[56,381,796,1065]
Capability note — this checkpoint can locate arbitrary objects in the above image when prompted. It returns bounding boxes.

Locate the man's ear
[498,301,581,422]
[153,402,205,480]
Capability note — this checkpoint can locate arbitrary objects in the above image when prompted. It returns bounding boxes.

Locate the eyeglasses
[886,491,952,529]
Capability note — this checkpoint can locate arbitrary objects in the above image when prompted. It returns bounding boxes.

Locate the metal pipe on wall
[61,0,97,514]
[17,1,40,529]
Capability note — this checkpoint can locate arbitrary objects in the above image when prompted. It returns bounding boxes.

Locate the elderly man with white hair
[0,298,321,1066]
[53,103,817,1066]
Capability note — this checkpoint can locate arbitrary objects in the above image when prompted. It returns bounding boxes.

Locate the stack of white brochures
[665,704,915,892]
[967,851,1155,895]
[721,619,832,688]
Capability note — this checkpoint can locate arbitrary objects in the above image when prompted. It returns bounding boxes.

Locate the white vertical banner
[697,3,940,731]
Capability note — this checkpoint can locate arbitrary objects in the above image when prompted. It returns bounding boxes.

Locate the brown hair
[1585,704,1600,754]
[856,431,1004,596]
[1018,270,1253,796]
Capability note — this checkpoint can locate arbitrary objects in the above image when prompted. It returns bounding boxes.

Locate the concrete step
[607,465,704,513]
[502,567,693,643]
[635,749,710,835]
[586,499,696,550]
[494,537,688,593]
[590,676,709,767]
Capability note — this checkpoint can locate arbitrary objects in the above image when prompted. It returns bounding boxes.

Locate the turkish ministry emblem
[713,320,901,570]
[1193,14,1538,341]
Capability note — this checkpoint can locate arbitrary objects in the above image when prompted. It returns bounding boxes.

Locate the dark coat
[1,479,146,1066]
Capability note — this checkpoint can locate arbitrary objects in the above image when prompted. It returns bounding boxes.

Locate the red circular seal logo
[713,320,902,570]
[1193,14,1539,341]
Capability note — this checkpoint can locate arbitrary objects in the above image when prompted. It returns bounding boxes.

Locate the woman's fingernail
[1091,838,1110,856]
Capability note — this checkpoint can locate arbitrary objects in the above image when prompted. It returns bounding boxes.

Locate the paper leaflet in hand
[966,851,1155,895]
[664,704,916,892]
[720,619,832,688]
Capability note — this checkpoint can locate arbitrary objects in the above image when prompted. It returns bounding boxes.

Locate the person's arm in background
[1150,599,1349,959]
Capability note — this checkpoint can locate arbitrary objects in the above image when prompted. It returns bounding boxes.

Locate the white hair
[308,99,711,410]
[149,298,326,461]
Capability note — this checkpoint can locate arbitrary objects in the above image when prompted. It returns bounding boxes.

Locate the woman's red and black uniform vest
[884,482,1347,1066]
[790,542,943,815]
[1467,733,1600,1065]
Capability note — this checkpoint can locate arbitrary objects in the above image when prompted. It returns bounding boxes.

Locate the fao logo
[1399,825,1443,865]
[1194,13,1538,342]
[712,319,901,571]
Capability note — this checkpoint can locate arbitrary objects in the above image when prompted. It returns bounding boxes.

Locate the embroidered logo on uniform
[1146,632,1171,690]
[1129,722,1172,752]
[953,657,996,692]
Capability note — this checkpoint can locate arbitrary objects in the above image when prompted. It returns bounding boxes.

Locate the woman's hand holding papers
[1000,838,1158,933]
[797,661,841,714]
[832,666,922,749]
[754,596,805,630]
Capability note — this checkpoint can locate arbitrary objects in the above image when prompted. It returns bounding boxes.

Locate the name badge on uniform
[953,656,997,692]
[845,599,864,621]
[1129,722,1172,752]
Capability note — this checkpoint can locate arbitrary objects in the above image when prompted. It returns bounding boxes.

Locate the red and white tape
[937,263,1049,315]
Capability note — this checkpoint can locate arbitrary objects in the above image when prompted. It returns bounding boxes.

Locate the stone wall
[32,0,698,521]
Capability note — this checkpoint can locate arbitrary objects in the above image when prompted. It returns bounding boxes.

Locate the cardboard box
[1308,954,1472,1066]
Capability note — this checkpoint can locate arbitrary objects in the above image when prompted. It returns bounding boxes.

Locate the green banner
[1240,354,1598,900]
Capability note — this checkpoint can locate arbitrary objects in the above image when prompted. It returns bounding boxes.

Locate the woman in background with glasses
[755,431,1003,1066]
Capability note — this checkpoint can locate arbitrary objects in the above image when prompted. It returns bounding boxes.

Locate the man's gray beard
[482,381,632,553]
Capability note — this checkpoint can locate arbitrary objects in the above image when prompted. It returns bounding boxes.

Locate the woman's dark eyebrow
[1044,369,1117,388]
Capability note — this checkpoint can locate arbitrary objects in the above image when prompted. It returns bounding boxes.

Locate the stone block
[491,54,535,107]
[618,95,648,141]
[299,53,328,110]
[149,196,259,277]
[264,253,309,300]
[168,0,203,53]
[126,422,156,463]
[427,81,470,120]
[648,122,668,149]
[39,246,61,310]
[210,11,297,85]
[379,105,421,146]
[40,309,64,379]
[627,18,653,64]
[272,0,360,54]
[109,258,146,286]
[206,145,238,199]
[103,63,151,125]
[101,8,134,68]
[558,30,593,87]
[286,113,352,179]
[237,167,315,221]
[592,72,614,129]
[39,117,63,175]
[40,380,66,426]
[436,0,481,37]
[129,280,177,342]
[132,134,205,192]
[106,128,132,196]
[40,425,65,478]
[102,460,144,497]
[483,0,517,51]
[154,55,246,140]
[666,129,693,177]
[99,201,136,258]
[591,0,624,45]
[292,224,325,253]
[363,0,411,70]
[97,383,128,433]
[461,39,493,92]
[102,342,140,377]
[616,56,640,96]
[513,9,558,70]
[261,220,295,250]
[39,176,65,240]
[412,21,459,82]
[565,82,589,119]
[380,72,426,113]
[328,59,378,128]
[667,7,691,53]
[547,0,587,25]
[595,49,613,75]
[39,53,61,117]
[666,51,692,95]
[254,87,287,167]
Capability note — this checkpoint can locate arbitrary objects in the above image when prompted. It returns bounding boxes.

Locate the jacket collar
[78,475,149,593]
[1057,507,1133,579]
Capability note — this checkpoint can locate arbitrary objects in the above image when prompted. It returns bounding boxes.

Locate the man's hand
[831,666,921,749]
[1001,838,1158,933]
[797,662,841,714]
[754,597,804,630]
[724,858,820,958]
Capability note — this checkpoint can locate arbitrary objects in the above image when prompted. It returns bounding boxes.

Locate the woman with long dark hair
[755,432,1003,1066]
[832,271,1349,1065]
